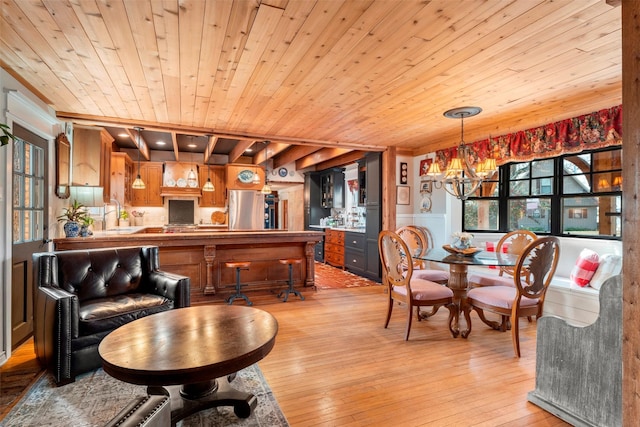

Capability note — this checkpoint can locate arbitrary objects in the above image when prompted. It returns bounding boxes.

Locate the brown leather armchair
[33,246,190,385]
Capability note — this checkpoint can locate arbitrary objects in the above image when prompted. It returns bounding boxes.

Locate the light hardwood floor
[1,285,569,426]
[257,286,570,427]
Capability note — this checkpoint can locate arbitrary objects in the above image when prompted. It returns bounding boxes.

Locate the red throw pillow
[570,249,600,288]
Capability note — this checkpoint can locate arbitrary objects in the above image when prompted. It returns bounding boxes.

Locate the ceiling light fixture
[426,107,496,201]
[202,137,215,192]
[131,127,146,189]
[186,137,198,187]
[261,153,271,194]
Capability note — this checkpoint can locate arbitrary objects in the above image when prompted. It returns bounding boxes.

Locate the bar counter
[53,228,324,304]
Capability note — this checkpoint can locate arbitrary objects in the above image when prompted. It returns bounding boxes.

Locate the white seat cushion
[467,285,539,310]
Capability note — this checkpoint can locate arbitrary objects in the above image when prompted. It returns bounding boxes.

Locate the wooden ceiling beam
[274,145,322,169]
[55,112,386,152]
[126,127,150,160]
[315,151,367,171]
[229,140,256,163]
[253,142,290,165]
[170,131,180,162]
[296,148,353,170]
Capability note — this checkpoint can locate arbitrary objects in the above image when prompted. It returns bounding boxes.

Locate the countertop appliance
[228,190,265,231]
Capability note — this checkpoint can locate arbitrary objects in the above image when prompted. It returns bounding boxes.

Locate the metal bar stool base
[278,258,304,302]
[225,261,253,306]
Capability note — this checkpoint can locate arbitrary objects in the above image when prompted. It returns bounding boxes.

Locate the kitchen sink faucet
[103,198,121,230]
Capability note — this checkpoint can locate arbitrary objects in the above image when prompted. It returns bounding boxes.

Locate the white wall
[1,70,64,366]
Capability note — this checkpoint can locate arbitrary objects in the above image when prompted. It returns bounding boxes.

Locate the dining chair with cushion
[396,225,449,285]
[468,229,537,288]
[378,230,455,340]
[464,236,560,357]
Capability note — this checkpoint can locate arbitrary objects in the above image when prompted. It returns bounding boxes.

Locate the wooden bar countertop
[53,227,324,304]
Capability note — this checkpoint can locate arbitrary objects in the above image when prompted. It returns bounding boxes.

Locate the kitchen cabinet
[110,152,133,206]
[132,162,163,207]
[344,231,366,274]
[304,172,330,230]
[320,169,345,208]
[72,125,104,186]
[358,160,367,206]
[325,229,345,268]
[363,152,382,280]
[72,126,112,204]
[314,238,325,262]
[199,165,226,207]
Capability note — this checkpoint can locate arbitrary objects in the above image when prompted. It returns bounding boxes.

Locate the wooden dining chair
[396,225,449,285]
[468,229,537,288]
[378,230,455,340]
[464,236,560,357]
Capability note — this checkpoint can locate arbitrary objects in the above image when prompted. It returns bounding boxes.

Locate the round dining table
[417,248,519,337]
[98,305,278,423]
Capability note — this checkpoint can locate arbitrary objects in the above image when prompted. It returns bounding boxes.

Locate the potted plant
[1,123,16,146]
[57,199,88,237]
[119,210,130,227]
[80,215,94,237]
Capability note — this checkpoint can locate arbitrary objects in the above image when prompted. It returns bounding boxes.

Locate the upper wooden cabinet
[131,162,163,207]
[199,165,226,207]
[110,152,133,206]
[225,164,265,191]
[72,126,112,196]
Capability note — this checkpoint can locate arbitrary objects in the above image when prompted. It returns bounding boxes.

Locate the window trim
[462,146,622,240]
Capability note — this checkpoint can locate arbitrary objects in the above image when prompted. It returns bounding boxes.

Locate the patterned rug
[314,262,381,289]
[2,364,287,427]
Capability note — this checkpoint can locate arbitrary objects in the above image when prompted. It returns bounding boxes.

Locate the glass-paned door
[11,124,48,349]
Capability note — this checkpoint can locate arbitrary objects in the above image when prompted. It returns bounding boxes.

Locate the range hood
[159,186,202,197]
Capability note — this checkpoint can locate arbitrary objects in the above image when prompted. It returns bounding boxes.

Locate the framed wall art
[400,162,408,184]
[397,186,410,205]
[420,180,432,194]
[419,158,433,176]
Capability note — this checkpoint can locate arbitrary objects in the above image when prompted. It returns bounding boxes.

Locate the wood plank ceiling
[0,0,622,169]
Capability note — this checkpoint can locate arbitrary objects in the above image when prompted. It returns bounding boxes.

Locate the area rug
[314,261,381,289]
[1,364,288,427]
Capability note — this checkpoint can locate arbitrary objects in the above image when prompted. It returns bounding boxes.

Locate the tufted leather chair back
[39,246,157,302]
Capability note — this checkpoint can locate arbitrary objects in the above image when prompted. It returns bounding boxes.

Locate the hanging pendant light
[426,106,496,201]
[202,147,215,192]
[187,142,197,187]
[261,180,272,194]
[261,150,271,194]
[131,126,146,189]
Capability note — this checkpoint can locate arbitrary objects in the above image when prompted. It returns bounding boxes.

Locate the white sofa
[466,235,622,326]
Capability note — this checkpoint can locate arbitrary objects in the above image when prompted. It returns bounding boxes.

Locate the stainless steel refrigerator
[228,190,265,231]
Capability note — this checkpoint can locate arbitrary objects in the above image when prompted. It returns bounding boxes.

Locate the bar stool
[224,261,253,306]
[278,258,304,302]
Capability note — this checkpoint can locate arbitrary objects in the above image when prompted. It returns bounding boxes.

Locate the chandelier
[426,106,497,201]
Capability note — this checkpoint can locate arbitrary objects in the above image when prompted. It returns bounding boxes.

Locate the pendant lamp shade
[132,127,145,189]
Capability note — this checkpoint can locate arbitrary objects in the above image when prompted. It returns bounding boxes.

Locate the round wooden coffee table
[98,305,278,423]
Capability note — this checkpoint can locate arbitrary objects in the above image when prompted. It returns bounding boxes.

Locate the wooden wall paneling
[382,147,396,233]
[622,0,640,424]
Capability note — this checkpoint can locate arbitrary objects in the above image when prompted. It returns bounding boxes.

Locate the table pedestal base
[447,263,472,338]
[148,374,257,425]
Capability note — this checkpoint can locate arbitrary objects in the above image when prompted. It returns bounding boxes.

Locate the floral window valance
[434,105,622,168]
